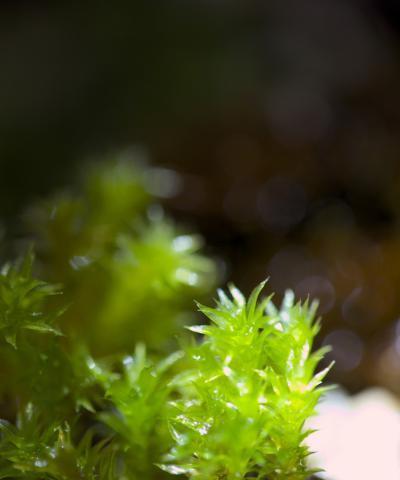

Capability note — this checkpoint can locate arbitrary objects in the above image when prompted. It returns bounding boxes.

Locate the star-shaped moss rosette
[162,282,332,480]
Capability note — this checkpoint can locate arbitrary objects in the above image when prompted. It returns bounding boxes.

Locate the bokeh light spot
[323,329,364,372]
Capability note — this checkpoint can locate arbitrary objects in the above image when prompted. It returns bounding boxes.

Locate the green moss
[0,157,330,479]
[161,283,331,480]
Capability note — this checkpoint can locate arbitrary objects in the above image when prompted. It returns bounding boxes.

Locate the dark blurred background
[1,0,400,396]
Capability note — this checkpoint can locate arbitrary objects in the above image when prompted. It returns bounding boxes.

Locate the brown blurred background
[1,0,400,395]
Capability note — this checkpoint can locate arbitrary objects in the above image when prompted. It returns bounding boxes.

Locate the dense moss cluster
[0,157,329,479]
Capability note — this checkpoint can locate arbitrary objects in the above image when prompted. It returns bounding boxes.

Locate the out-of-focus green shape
[93,221,215,353]
[29,154,153,279]
[161,282,331,480]
[27,153,216,355]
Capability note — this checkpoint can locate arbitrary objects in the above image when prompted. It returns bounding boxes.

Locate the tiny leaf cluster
[161,283,331,480]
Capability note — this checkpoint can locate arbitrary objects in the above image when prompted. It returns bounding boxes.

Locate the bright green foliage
[0,250,62,348]
[96,345,183,479]
[0,254,330,479]
[162,282,331,480]
[0,158,330,479]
